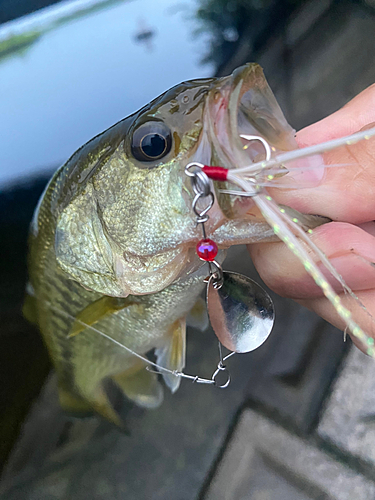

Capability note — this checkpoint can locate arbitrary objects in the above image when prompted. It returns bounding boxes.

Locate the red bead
[196,238,218,261]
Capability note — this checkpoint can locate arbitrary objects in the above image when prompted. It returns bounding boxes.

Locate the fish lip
[204,63,297,170]
[202,64,265,217]
[203,64,259,172]
[202,63,299,218]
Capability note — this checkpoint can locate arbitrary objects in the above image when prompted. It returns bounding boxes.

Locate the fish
[24,63,375,425]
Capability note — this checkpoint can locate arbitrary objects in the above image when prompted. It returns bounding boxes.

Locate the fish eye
[131,122,172,162]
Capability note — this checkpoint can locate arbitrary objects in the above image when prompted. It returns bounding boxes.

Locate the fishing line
[43,300,232,388]
[264,162,354,174]
[217,163,357,193]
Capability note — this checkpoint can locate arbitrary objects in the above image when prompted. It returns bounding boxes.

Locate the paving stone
[254,2,375,131]
[243,303,348,433]
[205,409,375,500]
[318,347,375,468]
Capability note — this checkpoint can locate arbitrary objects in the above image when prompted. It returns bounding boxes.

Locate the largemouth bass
[24,63,359,424]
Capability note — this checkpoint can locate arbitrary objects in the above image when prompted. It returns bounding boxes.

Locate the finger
[298,289,375,353]
[270,84,375,223]
[247,222,375,299]
[271,127,375,223]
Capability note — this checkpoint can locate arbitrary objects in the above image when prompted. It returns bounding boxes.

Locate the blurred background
[1,0,375,498]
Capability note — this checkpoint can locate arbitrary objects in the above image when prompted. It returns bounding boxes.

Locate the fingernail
[286,154,325,188]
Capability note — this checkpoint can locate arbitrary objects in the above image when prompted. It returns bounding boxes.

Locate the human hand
[247,84,375,350]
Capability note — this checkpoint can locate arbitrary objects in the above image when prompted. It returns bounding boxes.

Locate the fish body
[26,64,323,423]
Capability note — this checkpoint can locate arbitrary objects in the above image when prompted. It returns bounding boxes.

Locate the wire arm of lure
[186,135,268,194]
[150,364,231,389]
[45,301,232,388]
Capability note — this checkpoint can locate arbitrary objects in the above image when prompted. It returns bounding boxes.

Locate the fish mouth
[205,63,297,172]
[203,63,298,217]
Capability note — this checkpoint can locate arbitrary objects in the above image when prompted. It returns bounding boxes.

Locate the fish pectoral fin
[23,286,38,325]
[91,387,125,428]
[155,318,186,394]
[187,297,209,332]
[68,296,137,338]
[58,384,94,416]
[58,383,124,428]
[112,362,163,409]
